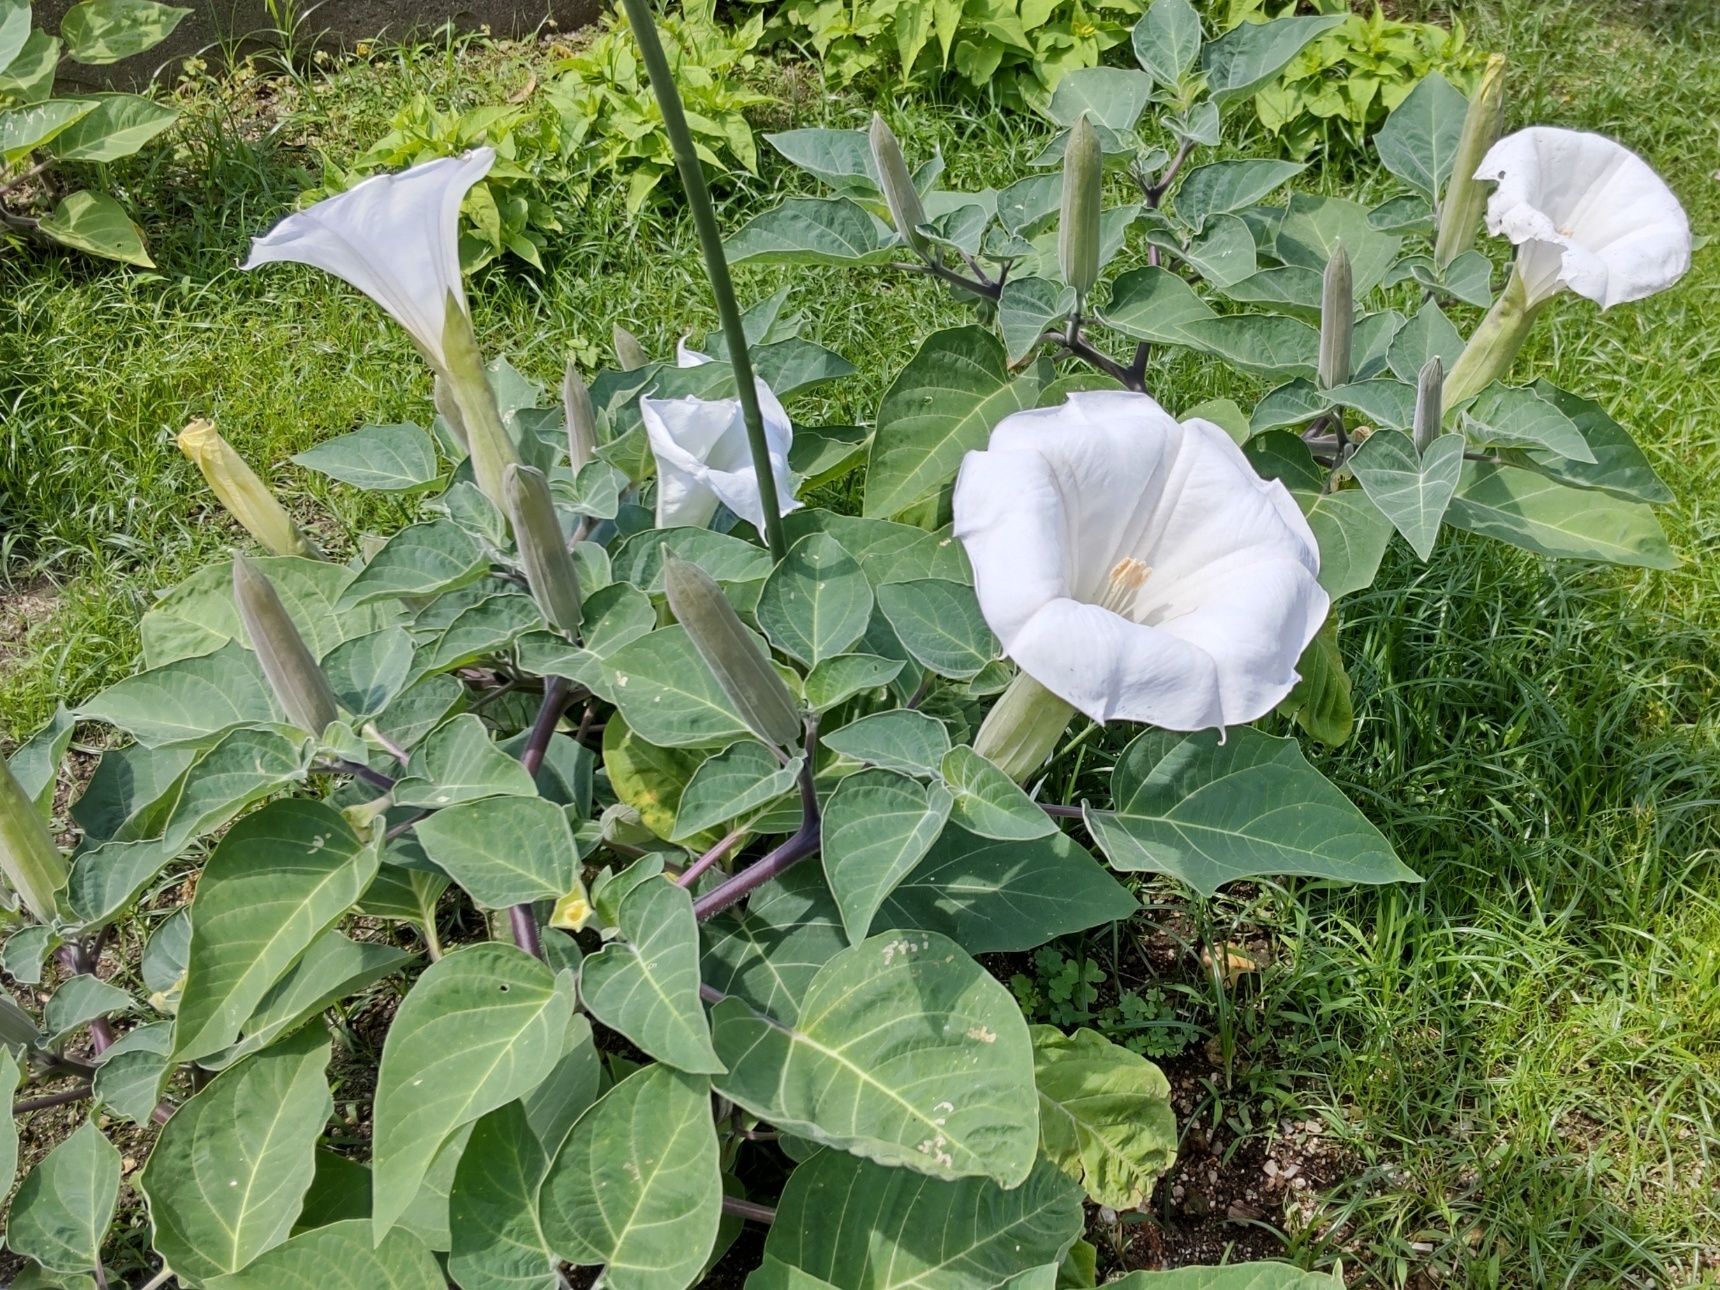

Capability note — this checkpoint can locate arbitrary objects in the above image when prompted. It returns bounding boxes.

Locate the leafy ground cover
[1,0,1716,1283]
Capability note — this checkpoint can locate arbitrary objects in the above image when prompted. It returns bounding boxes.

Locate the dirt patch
[0,577,59,678]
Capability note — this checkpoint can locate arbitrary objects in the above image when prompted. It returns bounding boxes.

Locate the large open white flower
[242,149,495,369]
[953,392,1327,730]
[1477,127,1690,309]
[643,342,798,532]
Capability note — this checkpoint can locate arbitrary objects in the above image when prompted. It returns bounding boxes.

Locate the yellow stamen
[1099,557,1151,617]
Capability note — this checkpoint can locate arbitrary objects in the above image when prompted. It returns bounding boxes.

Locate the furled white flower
[642,341,799,532]
[242,148,495,369]
[1476,127,1691,309]
[953,392,1328,730]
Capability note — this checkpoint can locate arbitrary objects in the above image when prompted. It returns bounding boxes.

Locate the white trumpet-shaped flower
[242,148,495,369]
[1477,127,1691,309]
[642,340,799,532]
[953,392,1328,730]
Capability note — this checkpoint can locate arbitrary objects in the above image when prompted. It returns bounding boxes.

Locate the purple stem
[509,904,545,961]
[55,943,115,1055]
[1039,802,1084,819]
[509,677,572,960]
[677,827,746,889]
[13,1084,92,1114]
[331,759,396,792]
[692,758,820,922]
[721,1195,777,1225]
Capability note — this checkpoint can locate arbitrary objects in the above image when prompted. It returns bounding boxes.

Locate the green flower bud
[563,359,599,473]
[613,324,649,371]
[233,554,342,737]
[439,293,522,509]
[869,113,930,259]
[503,464,584,634]
[1435,55,1506,270]
[177,420,323,560]
[661,549,802,749]
[0,759,67,924]
[1318,243,1353,390]
[1413,356,1444,453]
[1059,115,1103,302]
[432,373,469,451]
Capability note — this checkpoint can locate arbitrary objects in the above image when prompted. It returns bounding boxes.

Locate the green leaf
[1321,379,1415,430]
[291,423,440,492]
[392,713,536,808]
[1180,313,1320,379]
[371,943,575,1240]
[802,653,905,711]
[824,709,951,777]
[1171,160,1304,233]
[93,1020,173,1125]
[43,975,132,1043]
[1373,70,1467,199]
[602,714,715,845]
[821,769,953,943]
[785,512,972,586]
[60,0,190,63]
[881,827,1139,953]
[0,1046,19,1198]
[755,338,859,398]
[413,792,580,910]
[540,1064,722,1290]
[1218,265,1323,315]
[790,424,870,488]
[47,92,177,161]
[1149,212,1257,288]
[340,520,488,608]
[864,327,1038,519]
[78,639,273,746]
[38,189,151,266]
[172,799,379,1062]
[1461,384,1595,463]
[1523,382,1672,504]
[0,29,58,103]
[1275,194,1402,295]
[612,527,775,591]
[1446,461,1677,568]
[319,626,414,719]
[3,923,59,985]
[1278,619,1353,747]
[1102,267,1217,347]
[940,746,1057,841]
[1046,66,1155,130]
[764,128,877,190]
[446,1101,560,1290]
[1086,727,1419,896]
[999,277,1076,364]
[757,532,874,666]
[0,100,98,162]
[1201,14,1346,104]
[139,1027,333,1283]
[1031,1025,1177,1210]
[0,0,30,69]
[725,197,896,266]
[673,741,803,841]
[763,1150,1083,1289]
[581,875,725,1073]
[1133,0,1202,89]
[605,624,756,748]
[875,578,998,680]
[712,929,1038,1184]
[1106,1265,1342,1289]
[203,1220,444,1289]
[1298,487,1394,599]
[7,705,75,818]
[8,1120,120,1275]
[701,866,847,1023]
[1349,430,1463,560]
[1387,300,1464,385]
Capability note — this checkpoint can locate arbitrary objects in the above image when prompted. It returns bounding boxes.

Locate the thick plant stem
[509,677,571,960]
[692,759,820,921]
[13,1084,93,1114]
[617,0,788,561]
[973,673,1077,784]
[1444,269,1541,405]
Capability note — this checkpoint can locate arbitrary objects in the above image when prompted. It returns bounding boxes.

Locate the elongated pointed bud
[563,360,598,473]
[661,549,802,749]
[1059,115,1103,302]
[503,464,584,634]
[1413,357,1444,453]
[0,760,67,924]
[1318,243,1353,390]
[613,324,649,371]
[439,295,521,508]
[177,420,323,560]
[233,554,341,737]
[869,113,930,259]
[432,374,469,451]
[1435,55,1506,269]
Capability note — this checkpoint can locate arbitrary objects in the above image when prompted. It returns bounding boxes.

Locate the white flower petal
[642,378,798,532]
[677,338,714,367]
[242,149,494,366]
[1477,127,1690,309]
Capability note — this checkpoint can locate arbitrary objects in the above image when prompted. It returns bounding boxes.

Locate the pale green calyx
[563,359,599,473]
[432,373,469,451]
[661,548,803,749]
[972,672,1077,785]
[1435,54,1506,269]
[503,463,584,634]
[613,324,649,371]
[1059,115,1103,302]
[439,295,521,508]
[1318,243,1352,390]
[870,113,930,258]
[1413,357,1444,452]
[1443,269,1540,406]
[233,553,342,737]
[0,759,68,924]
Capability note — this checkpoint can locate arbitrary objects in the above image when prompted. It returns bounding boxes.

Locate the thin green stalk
[616,0,789,561]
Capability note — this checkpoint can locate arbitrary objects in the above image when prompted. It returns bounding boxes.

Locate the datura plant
[0,0,1688,1286]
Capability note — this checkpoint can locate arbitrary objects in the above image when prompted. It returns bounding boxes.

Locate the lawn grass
[2,0,1717,1283]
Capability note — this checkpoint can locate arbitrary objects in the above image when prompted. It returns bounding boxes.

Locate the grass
[2,0,1718,1284]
